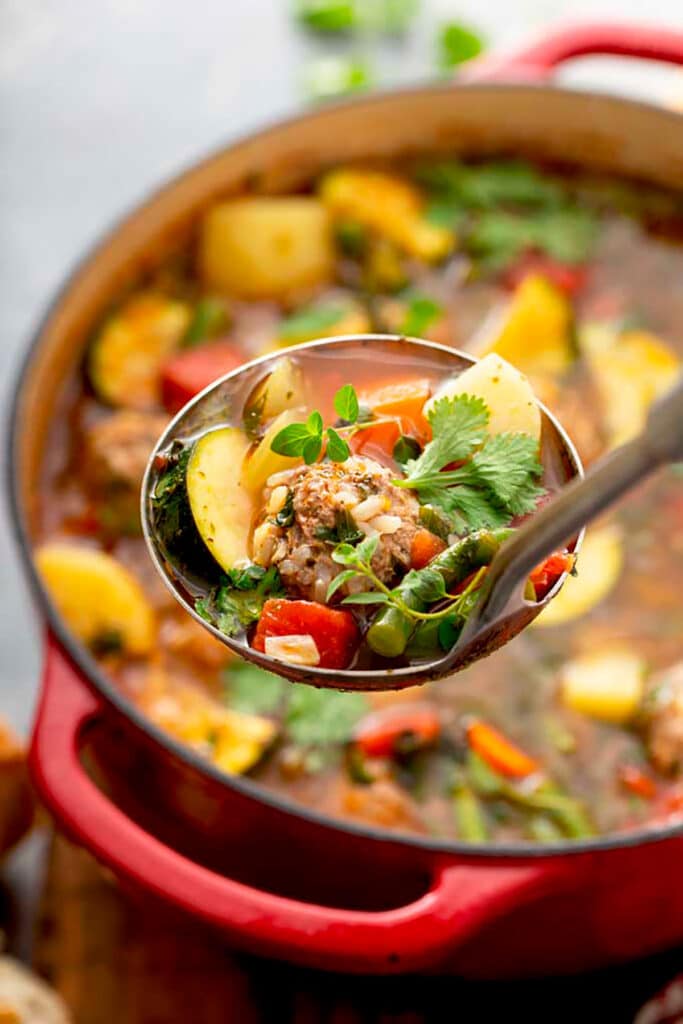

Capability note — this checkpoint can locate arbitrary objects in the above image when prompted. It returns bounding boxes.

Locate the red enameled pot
[10,23,683,977]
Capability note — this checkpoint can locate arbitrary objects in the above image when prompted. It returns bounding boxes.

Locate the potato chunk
[200,198,334,299]
[560,648,645,724]
[424,353,541,441]
[35,543,155,655]
[534,524,623,628]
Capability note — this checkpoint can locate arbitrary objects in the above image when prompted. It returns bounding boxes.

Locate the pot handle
[31,637,572,973]
[465,23,683,83]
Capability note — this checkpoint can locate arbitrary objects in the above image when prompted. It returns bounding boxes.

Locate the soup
[147,341,572,673]
[34,157,683,843]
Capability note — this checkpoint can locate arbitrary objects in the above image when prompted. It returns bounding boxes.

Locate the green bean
[526,814,564,843]
[367,528,512,658]
[453,783,489,842]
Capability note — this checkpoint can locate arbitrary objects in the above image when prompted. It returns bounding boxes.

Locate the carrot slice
[349,419,400,460]
[619,764,657,800]
[410,529,447,570]
[529,550,575,600]
[466,719,539,778]
[361,379,431,441]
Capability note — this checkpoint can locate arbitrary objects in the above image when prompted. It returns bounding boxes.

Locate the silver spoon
[142,335,584,690]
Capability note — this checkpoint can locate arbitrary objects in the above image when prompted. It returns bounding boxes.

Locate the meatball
[645,662,683,774]
[85,410,168,531]
[253,455,420,602]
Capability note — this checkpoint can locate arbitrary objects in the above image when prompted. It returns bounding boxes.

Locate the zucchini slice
[186,427,253,573]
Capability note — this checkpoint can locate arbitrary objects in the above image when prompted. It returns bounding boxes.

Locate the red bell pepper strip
[352,705,441,758]
[251,599,360,670]
[161,340,244,414]
[502,253,588,297]
[466,719,539,778]
[529,550,575,601]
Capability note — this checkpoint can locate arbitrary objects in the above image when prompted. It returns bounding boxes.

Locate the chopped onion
[264,634,321,666]
[354,494,389,522]
[369,514,402,535]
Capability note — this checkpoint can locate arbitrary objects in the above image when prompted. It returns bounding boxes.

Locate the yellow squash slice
[89,292,190,409]
[240,408,305,493]
[35,543,155,654]
[477,274,573,377]
[200,198,334,299]
[581,325,679,448]
[534,524,623,628]
[186,427,253,573]
[320,169,454,263]
[424,353,541,442]
[560,647,646,724]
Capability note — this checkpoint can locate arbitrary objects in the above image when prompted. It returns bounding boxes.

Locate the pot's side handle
[31,637,574,974]
[465,23,683,83]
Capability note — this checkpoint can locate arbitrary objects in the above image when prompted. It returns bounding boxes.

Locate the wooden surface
[25,830,683,1024]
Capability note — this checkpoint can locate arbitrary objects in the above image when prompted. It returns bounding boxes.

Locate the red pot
[10,23,683,978]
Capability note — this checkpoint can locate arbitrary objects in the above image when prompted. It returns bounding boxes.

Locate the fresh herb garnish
[196,565,285,637]
[304,56,374,101]
[279,304,345,344]
[416,159,564,213]
[182,297,229,348]
[466,207,598,270]
[271,384,361,464]
[285,684,369,746]
[296,0,418,36]
[396,395,544,531]
[295,0,356,32]
[436,21,485,71]
[400,294,443,337]
[223,660,287,715]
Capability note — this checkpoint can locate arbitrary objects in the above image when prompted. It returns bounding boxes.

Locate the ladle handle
[467,375,683,632]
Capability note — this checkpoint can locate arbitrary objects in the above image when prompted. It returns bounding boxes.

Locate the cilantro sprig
[196,564,284,637]
[270,384,362,464]
[396,394,545,532]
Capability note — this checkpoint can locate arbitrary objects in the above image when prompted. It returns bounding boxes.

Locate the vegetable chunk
[186,427,253,573]
[89,293,190,409]
[560,648,645,724]
[36,543,155,655]
[252,599,360,669]
[424,353,541,442]
[200,198,334,299]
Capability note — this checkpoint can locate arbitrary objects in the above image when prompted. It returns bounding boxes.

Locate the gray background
[3,0,683,736]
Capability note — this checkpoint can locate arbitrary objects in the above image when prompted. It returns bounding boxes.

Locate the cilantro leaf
[196,566,285,638]
[224,660,287,714]
[285,685,369,746]
[437,21,485,71]
[466,207,598,270]
[334,383,359,423]
[404,394,489,478]
[415,159,563,211]
[400,294,443,337]
[279,304,344,342]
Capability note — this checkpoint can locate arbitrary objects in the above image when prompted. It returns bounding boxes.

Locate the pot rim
[9,78,683,861]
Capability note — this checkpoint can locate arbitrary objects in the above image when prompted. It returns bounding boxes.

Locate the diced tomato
[353,705,441,758]
[361,379,432,442]
[349,419,400,460]
[410,529,447,570]
[251,599,360,670]
[619,764,657,801]
[529,550,575,600]
[503,253,588,297]
[161,340,244,413]
[466,719,539,778]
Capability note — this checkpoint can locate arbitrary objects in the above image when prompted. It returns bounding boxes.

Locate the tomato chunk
[466,719,539,778]
[503,254,588,297]
[410,529,447,570]
[161,341,244,413]
[529,550,575,600]
[252,599,360,670]
[353,705,441,758]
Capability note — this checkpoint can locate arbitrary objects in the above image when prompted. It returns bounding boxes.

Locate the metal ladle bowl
[141,335,583,691]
